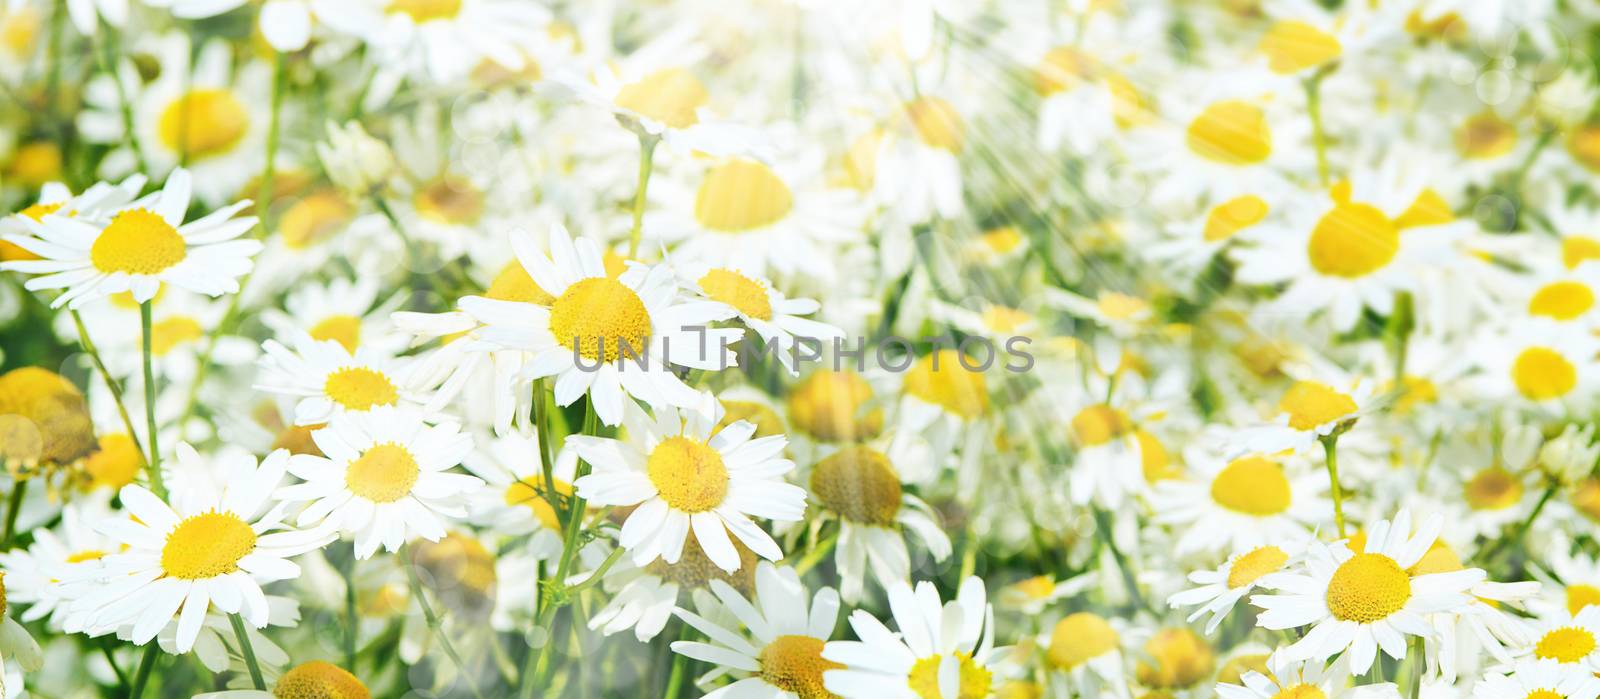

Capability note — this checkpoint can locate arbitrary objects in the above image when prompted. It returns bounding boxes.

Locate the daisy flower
[1128,75,1307,206]
[585,536,755,642]
[1149,449,1327,556]
[1472,318,1600,408]
[1519,606,1600,671]
[61,445,333,652]
[314,0,548,85]
[1218,655,1389,699]
[194,660,370,699]
[1472,659,1600,699]
[569,394,805,573]
[0,574,40,675]
[1169,538,1306,634]
[254,330,422,426]
[0,175,144,263]
[1042,612,1128,698]
[459,429,579,558]
[1063,396,1147,508]
[1230,374,1375,456]
[0,494,118,629]
[1415,543,1539,683]
[260,276,404,357]
[872,96,967,223]
[677,263,843,375]
[822,576,1008,699]
[667,562,842,699]
[276,406,481,559]
[1252,510,1486,674]
[146,595,300,675]
[2,168,261,308]
[808,443,951,602]
[455,225,739,426]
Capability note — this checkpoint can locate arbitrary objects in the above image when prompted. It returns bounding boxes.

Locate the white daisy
[61,445,332,652]
[455,225,739,426]
[315,0,548,85]
[807,445,951,603]
[1218,655,1390,699]
[677,263,844,374]
[260,276,404,357]
[254,330,422,426]
[276,406,481,559]
[1169,538,1306,634]
[2,168,261,308]
[1252,510,1486,674]
[1230,374,1375,456]
[1472,318,1600,409]
[822,576,1009,699]
[0,494,118,629]
[1518,606,1600,671]
[1473,658,1600,699]
[569,394,805,573]
[1149,449,1327,556]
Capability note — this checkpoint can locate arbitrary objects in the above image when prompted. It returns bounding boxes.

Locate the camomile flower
[1149,449,1327,556]
[1,169,261,308]
[143,0,336,52]
[1473,658,1600,699]
[1061,391,1149,507]
[455,225,739,426]
[62,445,333,652]
[1129,75,1308,206]
[1219,655,1391,699]
[0,175,144,263]
[381,101,498,262]
[1251,0,1400,78]
[1542,204,1600,274]
[1532,536,1600,619]
[146,595,299,675]
[90,290,254,384]
[1410,541,1540,683]
[569,394,805,573]
[276,406,481,559]
[1518,607,1600,671]
[1252,510,1486,674]
[675,263,844,374]
[0,494,118,629]
[1521,267,1600,329]
[0,574,40,676]
[459,429,579,558]
[194,660,371,699]
[585,536,756,642]
[667,562,842,699]
[1472,318,1599,408]
[871,96,968,222]
[1230,374,1374,456]
[806,445,951,602]
[1144,187,1278,287]
[314,0,548,85]
[255,330,423,426]
[260,276,405,357]
[997,573,1096,616]
[1041,611,1128,698]
[1168,537,1307,634]
[822,576,1008,699]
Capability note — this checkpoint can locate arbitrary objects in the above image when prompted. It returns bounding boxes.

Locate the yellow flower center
[548,277,652,363]
[158,89,249,161]
[160,511,258,580]
[1071,404,1133,447]
[503,477,570,531]
[1210,456,1292,516]
[907,653,991,699]
[1464,467,1522,510]
[1272,686,1327,699]
[613,68,708,129]
[1563,237,1600,271]
[758,635,843,699]
[65,549,106,563]
[698,268,773,320]
[646,436,729,513]
[1013,575,1056,600]
[1326,553,1411,623]
[1278,380,1356,431]
[279,191,353,250]
[85,432,144,489]
[7,141,60,187]
[1097,291,1149,321]
[646,536,759,592]
[1529,281,1595,321]
[413,177,484,226]
[1407,541,1464,575]
[787,371,883,443]
[1047,613,1118,669]
[310,315,363,354]
[1218,654,1271,685]
[1204,195,1270,242]
[1307,192,1399,278]
[386,0,460,22]
[149,316,204,356]
[717,400,786,438]
[0,366,95,465]
[810,446,902,526]
[1135,628,1215,689]
[1393,376,1439,413]
[902,350,988,419]
[1228,545,1289,588]
[1576,479,1600,523]
[1511,347,1577,400]
[1394,189,1454,229]
[904,97,965,153]
[273,660,370,699]
[979,305,1032,334]
[345,443,420,503]
[485,262,554,305]
[323,367,399,411]
[1105,71,1152,128]
[1536,626,1598,663]
[979,227,1024,255]
[1033,46,1098,95]
[412,532,497,603]
[91,209,187,275]
[1138,430,1180,482]
[694,159,795,233]
[1186,101,1271,165]
[1567,125,1600,173]
[1455,112,1516,160]
[1567,584,1600,616]
[1258,21,1342,74]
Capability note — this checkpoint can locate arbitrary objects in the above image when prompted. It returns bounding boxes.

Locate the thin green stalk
[99,643,127,691]
[565,546,624,596]
[1405,636,1424,699]
[138,301,166,498]
[71,310,144,458]
[1092,507,1154,616]
[2,480,27,548]
[793,527,837,576]
[1304,67,1333,186]
[661,650,688,699]
[532,379,560,517]
[339,553,358,672]
[96,20,146,174]
[627,134,661,259]
[528,401,601,695]
[128,644,159,699]
[229,614,267,690]
[1322,435,1346,538]
[403,545,486,699]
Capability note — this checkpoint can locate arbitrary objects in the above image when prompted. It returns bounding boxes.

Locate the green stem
[792,527,837,576]
[71,310,145,458]
[1478,482,1556,565]
[1405,636,1424,699]
[565,546,624,596]
[128,644,158,699]
[99,643,127,691]
[138,301,166,498]
[1304,68,1332,186]
[528,401,601,695]
[229,614,267,690]
[2,480,26,548]
[1092,507,1154,616]
[1322,435,1346,538]
[339,553,358,672]
[661,650,688,699]
[532,379,560,517]
[404,545,486,699]
[627,134,661,259]
[96,19,146,174]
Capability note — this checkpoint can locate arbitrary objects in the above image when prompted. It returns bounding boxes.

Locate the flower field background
[0,0,1599,698]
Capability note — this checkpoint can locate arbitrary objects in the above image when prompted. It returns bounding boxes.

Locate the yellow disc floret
[614,68,708,129]
[1047,612,1118,669]
[758,634,843,699]
[548,277,652,363]
[1566,584,1600,616]
[904,97,965,153]
[1258,21,1341,74]
[386,0,460,23]
[345,443,420,503]
[158,89,249,161]
[902,350,988,419]
[787,371,883,443]
[1204,195,1270,242]
[1511,347,1577,401]
[1070,404,1133,447]
[0,366,96,465]
[485,262,555,305]
[310,315,364,353]
[1528,281,1595,321]
[413,177,484,226]
[323,368,399,411]
[161,511,258,580]
[694,159,795,233]
[810,446,902,526]
[1210,456,1292,516]
[1228,545,1289,588]
[907,653,991,699]
[1307,199,1399,278]
[1464,467,1522,511]
[647,436,729,513]
[1135,628,1215,689]
[1326,553,1411,623]
[1535,626,1597,663]
[91,209,187,275]
[1186,101,1271,165]
[1278,381,1357,431]
[699,268,773,320]
[273,660,370,699]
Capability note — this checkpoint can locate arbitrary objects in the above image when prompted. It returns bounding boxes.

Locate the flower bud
[315,120,395,197]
